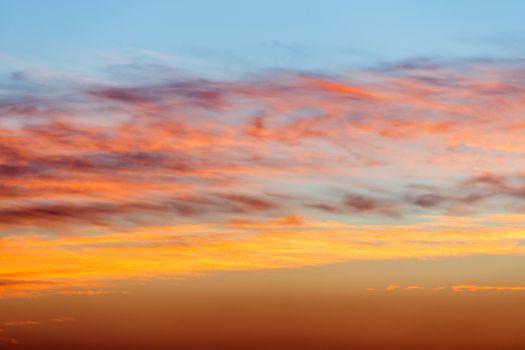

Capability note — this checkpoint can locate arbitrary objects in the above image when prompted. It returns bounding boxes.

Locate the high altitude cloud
[2,57,525,295]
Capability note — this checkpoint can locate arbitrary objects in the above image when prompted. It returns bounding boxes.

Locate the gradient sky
[2,1,525,349]
[2,0,525,70]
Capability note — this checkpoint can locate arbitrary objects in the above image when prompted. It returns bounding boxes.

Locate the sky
[2,1,525,349]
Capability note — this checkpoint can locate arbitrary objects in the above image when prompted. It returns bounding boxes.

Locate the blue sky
[2,0,525,73]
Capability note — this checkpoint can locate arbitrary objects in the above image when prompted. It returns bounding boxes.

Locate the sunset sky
[2,1,525,349]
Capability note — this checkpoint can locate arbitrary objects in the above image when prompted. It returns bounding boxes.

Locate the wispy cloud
[452,285,525,292]
[60,290,107,296]
[3,57,525,296]
[369,284,525,293]
[49,316,75,323]
[3,321,40,327]
[0,336,18,345]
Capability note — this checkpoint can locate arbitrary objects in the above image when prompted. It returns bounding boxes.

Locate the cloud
[406,285,425,290]
[3,57,525,294]
[386,285,401,291]
[0,280,58,299]
[452,285,525,292]
[60,290,106,296]
[0,192,282,229]
[406,173,525,213]
[0,279,107,299]
[0,213,524,298]
[3,321,40,327]
[49,316,75,323]
[343,193,401,216]
[371,285,426,292]
[370,284,525,293]
[309,192,401,217]
[0,336,18,345]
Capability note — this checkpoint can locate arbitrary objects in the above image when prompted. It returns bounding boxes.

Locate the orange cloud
[386,285,401,291]
[406,285,425,290]
[60,290,107,296]
[0,213,524,298]
[452,285,525,292]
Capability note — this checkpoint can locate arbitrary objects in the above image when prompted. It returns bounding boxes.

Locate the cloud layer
[2,57,525,295]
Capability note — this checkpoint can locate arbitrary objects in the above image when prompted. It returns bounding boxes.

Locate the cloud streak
[452,285,525,292]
